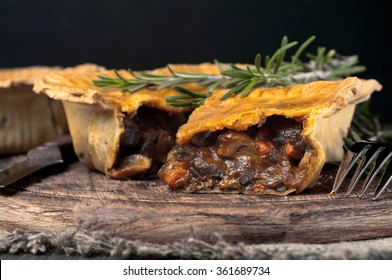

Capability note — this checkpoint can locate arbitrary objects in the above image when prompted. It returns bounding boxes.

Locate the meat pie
[0,66,68,154]
[33,64,216,178]
[159,77,382,195]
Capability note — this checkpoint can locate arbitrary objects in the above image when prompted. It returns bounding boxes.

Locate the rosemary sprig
[93,68,219,106]
[93,36,366,107]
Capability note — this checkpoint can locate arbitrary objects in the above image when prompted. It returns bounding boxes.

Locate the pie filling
[158,115,314,193]
[108,107,185,178]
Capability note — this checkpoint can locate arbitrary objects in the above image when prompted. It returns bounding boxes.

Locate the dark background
[1,0,390,122]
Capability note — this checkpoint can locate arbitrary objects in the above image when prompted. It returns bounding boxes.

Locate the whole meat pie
[0,66,68,154]
[159,77,381,195]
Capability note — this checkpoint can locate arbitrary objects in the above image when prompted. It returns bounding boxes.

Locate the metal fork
[331,141,392,200]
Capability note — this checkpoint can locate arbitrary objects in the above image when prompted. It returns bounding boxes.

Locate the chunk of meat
[158,161,190,189]
[216,131,256,158]
[108,154,152,179]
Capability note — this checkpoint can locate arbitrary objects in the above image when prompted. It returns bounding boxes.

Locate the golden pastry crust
[161,77,381,194]
[33,63,217,176]
[0,66,61,88]
[177,77,381,144]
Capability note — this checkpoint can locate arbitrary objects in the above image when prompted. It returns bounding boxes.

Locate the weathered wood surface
[1,157,392,245]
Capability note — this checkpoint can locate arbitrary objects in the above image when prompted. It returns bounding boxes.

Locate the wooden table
[1,156,392,246]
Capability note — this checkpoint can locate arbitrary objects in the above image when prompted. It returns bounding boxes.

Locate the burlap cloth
[1,229,391,259]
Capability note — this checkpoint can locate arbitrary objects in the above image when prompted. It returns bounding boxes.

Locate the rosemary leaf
[291,35,316,63]
[264,55,271,68]
[273,36,289,74]
[220,81,248,100]
[330,65,367,78]
[164,93,193,101]
[114,70,130,82]
[171,86,210,98]
[350,128,363,142]
[266,41,298,73]
[221,78,245,89]
[123,84,149,92]
[255,54,262,74]
[221,69,254,79]
[166,100,196,107]
[239,79,259,97]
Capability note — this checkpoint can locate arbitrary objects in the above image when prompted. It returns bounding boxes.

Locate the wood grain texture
[1,158,392,245]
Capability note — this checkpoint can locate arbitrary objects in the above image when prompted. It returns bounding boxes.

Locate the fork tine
[332,141,392,200]
[359,150,392,197]
[331,150,356,194]
[358,159,378,197]
[331,143,371,194]
[346,147,385,196]
[373,154,392,200]
[345,153,367,196]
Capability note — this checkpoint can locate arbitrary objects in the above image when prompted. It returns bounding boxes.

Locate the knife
[0,134,76,188]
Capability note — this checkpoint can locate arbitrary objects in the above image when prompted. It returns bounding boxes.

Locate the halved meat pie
[33,64,217,178]
[159,77,382,195]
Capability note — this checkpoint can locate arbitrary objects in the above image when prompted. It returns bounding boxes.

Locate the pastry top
[33,63,219,115]
[176,77,382,144]
[0,66,61,88]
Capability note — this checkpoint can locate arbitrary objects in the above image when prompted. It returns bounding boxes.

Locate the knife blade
[0,134,76,188]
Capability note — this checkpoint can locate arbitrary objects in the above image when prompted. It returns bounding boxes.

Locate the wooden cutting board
[1,158,392,245]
